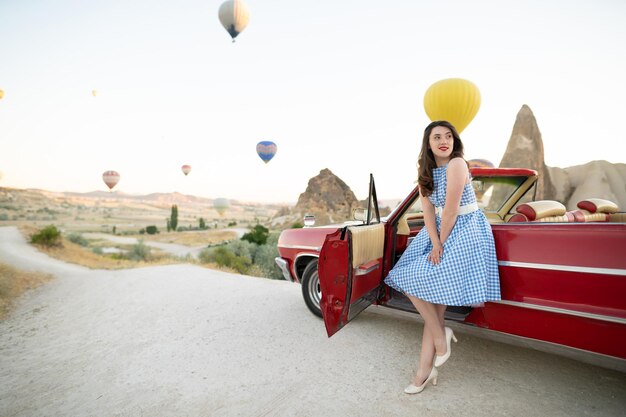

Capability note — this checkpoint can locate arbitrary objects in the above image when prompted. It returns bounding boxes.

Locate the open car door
[318,174,385,337]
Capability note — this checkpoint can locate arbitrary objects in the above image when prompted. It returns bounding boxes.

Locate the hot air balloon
[213,198,230,216]
[218,0,250,42]
[0,89,4,100]
[181,165,192,176]
[92,90,97,97]
[102,170,120,191]
[467,158,494,169]
[256,141,277,164]
[423,78,481,134]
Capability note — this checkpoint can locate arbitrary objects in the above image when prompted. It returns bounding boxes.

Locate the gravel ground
[1,226,625,417]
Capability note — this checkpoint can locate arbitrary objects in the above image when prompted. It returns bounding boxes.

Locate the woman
[384,120,501,394]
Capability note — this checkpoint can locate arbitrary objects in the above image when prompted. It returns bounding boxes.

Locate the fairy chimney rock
[295,168,360,224]
[499,105,556,200]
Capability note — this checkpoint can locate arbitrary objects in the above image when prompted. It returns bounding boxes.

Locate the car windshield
[472,176,528,212]
[396,175,530,216]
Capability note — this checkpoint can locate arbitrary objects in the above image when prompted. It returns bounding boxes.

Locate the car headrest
[576,198,619,214]
[516,200,566,221]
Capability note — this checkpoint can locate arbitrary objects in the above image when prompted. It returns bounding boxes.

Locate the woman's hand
[428,242,443,265]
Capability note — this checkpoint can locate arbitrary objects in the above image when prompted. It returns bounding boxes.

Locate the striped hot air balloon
[218,0,250,42]
[256,141,277,164]
[467,159,494,169]
[102,170,120,191]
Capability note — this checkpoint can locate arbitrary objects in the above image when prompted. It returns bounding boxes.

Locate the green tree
[170,204,178,232]
[241,225,269,245]
[199,217,206,230]
[146,225,159,235]
[30,225,62,247]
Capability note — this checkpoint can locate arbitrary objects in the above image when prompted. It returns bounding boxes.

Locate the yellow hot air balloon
[423,78,481,134]
[0,89,4,100]
[92,90,97,97]
[218,0,250,42]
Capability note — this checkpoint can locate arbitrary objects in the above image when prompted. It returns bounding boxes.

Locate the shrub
[67,233,89,247]
[0,214,8,221]
[92,247,104,255]
[198,246,250,274]
[30,225,62,247]
[291,222,304,229]
[146,225,159,235]
[253,233,282,279]
[241,225,269,245]
[213,247,250,274]
[198,248,213,264]
[226,239,256,262]
[127,240,151,261]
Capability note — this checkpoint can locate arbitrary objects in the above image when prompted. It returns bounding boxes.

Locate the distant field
[131,230,238,246]
[0,186,285,235]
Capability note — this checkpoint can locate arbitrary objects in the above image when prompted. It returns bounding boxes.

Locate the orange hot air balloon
[102,170,120,191]
[181,165,192,176]
[423,78,481,134]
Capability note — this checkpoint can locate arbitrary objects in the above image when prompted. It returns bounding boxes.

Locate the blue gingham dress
[384,164,501,306]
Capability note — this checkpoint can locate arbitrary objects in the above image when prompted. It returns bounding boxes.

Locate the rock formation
[294,168,361,225]
[500,105,626,210]
[499,105,556,200]
[549,161,626,210]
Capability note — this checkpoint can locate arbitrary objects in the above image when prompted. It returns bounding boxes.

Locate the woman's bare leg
[407,295,446,383]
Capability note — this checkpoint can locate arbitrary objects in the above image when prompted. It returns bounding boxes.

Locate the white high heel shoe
[404,367,438,394]
[434,327,457,367]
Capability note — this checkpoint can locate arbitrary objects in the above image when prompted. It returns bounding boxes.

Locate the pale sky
[1,0,625,203]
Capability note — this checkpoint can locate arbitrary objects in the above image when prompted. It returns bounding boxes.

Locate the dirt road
[0,226,624,417]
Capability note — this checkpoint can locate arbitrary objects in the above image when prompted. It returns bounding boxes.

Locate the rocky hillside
[272,168,391,227]
[499,105,626,210]
[294,169,361,225]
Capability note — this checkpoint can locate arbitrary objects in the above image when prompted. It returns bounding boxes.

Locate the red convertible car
[276,168,626,370]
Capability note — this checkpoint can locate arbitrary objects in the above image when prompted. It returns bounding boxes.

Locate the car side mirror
[352,208,367,222]
[303,214,316,227]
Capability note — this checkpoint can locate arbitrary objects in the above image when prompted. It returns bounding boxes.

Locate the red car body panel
[276,168,626,364]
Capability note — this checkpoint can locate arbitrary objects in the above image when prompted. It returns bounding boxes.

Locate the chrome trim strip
[498,260,626,276]
[495,300,626,325]
[278,244,321,252]
[355,263,380,276]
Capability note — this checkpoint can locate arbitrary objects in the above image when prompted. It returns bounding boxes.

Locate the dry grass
[0,262,53,319]
[133,230,238,246]
[37,239,179,270]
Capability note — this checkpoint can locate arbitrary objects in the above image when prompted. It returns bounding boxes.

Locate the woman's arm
[421,192,443,264]
[439,158,468,244]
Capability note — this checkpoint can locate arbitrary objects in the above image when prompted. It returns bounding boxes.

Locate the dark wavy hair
[417,120,465,197]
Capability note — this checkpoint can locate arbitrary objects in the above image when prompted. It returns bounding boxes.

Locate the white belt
[435,202,479,217]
